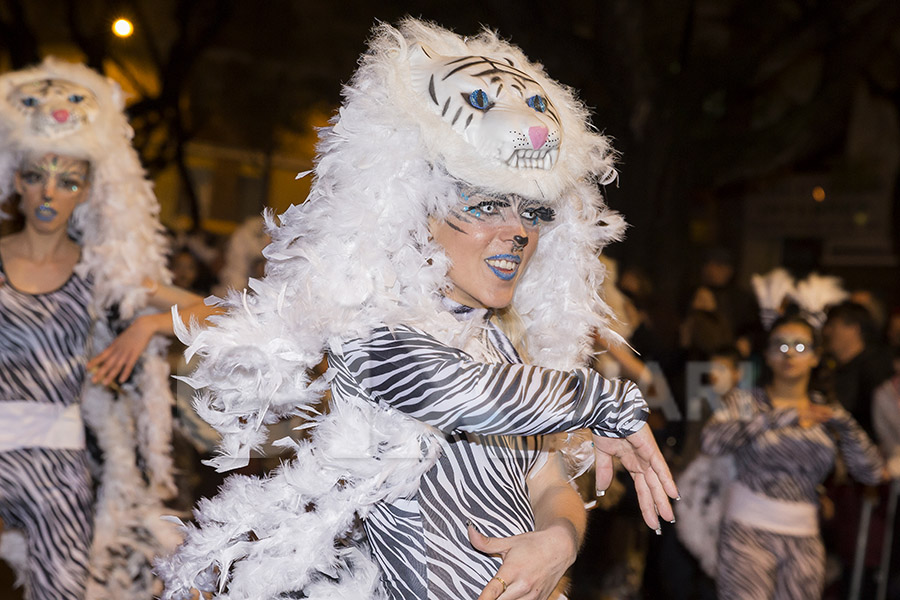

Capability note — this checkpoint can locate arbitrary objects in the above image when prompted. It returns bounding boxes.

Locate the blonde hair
[492,305,530,363]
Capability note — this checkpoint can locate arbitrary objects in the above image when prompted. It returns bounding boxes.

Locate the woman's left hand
[470,522,575,600]
[592,424,678,531]
[86,315,155,386]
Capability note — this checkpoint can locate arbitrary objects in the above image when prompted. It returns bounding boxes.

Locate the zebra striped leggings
[0,447,94,600]
[716,520,824,600]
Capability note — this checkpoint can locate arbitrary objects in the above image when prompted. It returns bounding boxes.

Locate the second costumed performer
[158,19,677,600]
[0,58,192,599]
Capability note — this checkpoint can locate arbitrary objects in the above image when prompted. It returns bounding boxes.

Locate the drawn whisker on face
[448,208,475,223]
[444,219,468,234]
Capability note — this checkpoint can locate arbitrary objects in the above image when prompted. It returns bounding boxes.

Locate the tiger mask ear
[408,43,438,99]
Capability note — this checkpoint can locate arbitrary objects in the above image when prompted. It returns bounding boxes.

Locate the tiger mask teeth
[506,148,558,170]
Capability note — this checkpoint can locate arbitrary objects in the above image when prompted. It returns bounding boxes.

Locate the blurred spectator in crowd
[887,306,900,351]
[820,300,894,598]
[873,346,900,477]
[850,289,887,334]
[680,247,759,360]
[822,301,894,438]
[169,245,217,295]
[214,215,269,296]
[681,287,735,359]
[678,346,747,463]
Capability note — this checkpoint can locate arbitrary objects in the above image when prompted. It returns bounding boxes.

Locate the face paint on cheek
[444,219,467,234]
[444,209,473,234]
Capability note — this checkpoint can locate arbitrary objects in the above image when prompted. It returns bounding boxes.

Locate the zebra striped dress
[329,303,648,599]
[0,255,96,600]
[701,388,883,600]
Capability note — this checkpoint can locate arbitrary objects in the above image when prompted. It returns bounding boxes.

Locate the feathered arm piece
[156,398,441,599]
[789,273,848,330]
[172,286,329,472]
[751,268,796,330]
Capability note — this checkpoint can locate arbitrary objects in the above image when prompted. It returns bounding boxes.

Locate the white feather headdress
[789,272,849,330]
[159,19,625,598]
[751,268,797,330]
[0,58,178,598]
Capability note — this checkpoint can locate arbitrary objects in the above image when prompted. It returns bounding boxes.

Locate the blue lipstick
[35,203,57,222]
[484,254,521,281]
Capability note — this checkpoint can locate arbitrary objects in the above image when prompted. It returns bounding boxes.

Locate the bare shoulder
[0,232,25,257]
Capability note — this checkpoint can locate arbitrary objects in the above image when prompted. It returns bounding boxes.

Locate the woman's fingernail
[675,495,682,501]
[596,489,606,497]
[655,527,662,536]
[669,519,676,524]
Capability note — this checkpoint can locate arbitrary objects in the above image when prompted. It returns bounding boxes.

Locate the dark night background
[4,0,900,303]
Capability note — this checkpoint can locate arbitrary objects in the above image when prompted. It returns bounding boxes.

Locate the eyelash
[464,201,506,218]
[522,207,555,224]
[463,201,554,226]
[22,171,42,185]
[20,172,83,191]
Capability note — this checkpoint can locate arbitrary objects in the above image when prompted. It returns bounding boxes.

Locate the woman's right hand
[87,315,156,386]
[796,403,834,428]
[470,523,575,600]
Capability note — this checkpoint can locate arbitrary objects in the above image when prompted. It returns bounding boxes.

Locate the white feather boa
[0,58,178,597]
[158,19,626,598]
[674,454,736,578]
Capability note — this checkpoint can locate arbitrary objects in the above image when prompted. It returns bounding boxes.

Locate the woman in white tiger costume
[158,19,677,600]
[701,315,883,599]
[0,59,217,600]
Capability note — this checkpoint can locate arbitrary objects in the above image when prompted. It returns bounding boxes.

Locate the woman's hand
[86,315,156,386]
[592,424,679,531]
[796,403,834,428]
[470,522,576,600]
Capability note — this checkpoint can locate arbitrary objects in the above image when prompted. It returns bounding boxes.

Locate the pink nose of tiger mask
[529,126,548,149]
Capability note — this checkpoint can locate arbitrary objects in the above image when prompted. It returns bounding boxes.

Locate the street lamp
[112,18,134,38]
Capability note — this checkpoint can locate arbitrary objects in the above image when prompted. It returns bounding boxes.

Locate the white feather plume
[789,273,848,329]
[751,268,796,330]
[675,454,735,578]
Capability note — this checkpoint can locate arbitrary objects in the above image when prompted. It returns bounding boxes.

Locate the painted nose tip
[52,109,69,123]
[528,126,548,149]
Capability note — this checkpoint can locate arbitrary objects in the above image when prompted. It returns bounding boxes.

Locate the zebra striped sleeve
[334,326,647,438]
[701,390,798,455]
[828,407,884,486]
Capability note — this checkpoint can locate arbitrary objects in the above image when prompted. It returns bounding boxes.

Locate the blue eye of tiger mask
[409,45,562,171]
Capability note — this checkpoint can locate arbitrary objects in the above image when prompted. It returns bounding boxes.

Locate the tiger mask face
[7,78,100,139]
[409,45,561,171]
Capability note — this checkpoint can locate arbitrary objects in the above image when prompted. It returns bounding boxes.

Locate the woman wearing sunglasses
[701,315,884,599]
